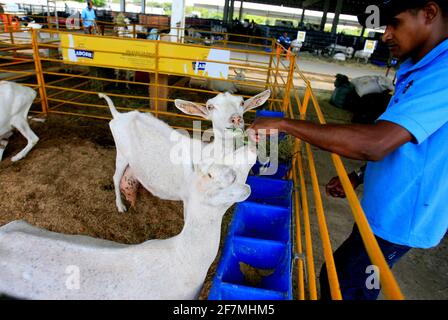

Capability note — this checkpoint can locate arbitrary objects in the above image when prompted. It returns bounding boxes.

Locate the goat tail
[98,93,119,118]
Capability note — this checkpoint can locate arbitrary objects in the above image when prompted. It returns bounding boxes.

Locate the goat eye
[208,173,212,178]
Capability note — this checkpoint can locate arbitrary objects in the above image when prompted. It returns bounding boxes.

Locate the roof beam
[303,0,322,8]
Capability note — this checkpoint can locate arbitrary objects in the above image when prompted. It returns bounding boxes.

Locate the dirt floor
[0,90,447,300]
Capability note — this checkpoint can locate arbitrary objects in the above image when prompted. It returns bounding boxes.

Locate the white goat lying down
[0,81,39,162]
[101,90,270,212]
[0,163,250,299]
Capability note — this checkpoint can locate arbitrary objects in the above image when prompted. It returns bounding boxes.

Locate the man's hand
[248,117,285,142]
[326,171,361,198]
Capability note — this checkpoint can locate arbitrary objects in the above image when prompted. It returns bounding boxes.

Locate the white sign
[364,40,378,54]
[297,31,306,43]
[194,49,230,79]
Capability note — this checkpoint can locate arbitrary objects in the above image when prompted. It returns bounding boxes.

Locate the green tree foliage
[75,0,106,7]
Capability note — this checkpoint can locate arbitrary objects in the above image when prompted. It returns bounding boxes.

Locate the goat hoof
[11,155,23,162]
[117,203,128,213]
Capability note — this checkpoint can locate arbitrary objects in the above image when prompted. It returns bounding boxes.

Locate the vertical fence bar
[282,54,295,113]
[305,142,342,300]
[31,29,48,114]
[292,148,306,300]
[265,40,274,91]
[295,141,318,300]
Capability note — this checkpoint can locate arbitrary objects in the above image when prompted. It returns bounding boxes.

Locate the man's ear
[243,89,271,112]
[174,99,210,119]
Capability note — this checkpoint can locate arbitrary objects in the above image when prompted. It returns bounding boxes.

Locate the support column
[141,0,146,14]
[120,0,125,12]
[360,25,366,37]
[229,0,235,24]
[223,0,229,23]
[170,0,186,42]
[300,8,306,26]
[320,0,330,31]
[238,0,244,21]
[331,0,344,34]
[149,73,168,112]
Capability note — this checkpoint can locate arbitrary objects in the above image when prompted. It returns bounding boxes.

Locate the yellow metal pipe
[32,29,48,114]
[47,98,206,121]
[282,56,296,113]
[305,142,343,300]
[0,60,33,67]
[330,155,405,300]
[292,148,305,300]
[295,141,318,300]
[0,73,35,82]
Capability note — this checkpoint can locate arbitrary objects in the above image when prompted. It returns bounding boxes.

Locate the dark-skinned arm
[249,118,413,162]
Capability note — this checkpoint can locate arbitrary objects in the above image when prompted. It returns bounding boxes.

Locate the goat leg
[10,117,39,162]
[113,151,129,212]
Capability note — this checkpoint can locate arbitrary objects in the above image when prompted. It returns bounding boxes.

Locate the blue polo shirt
[81,7,96,27]
[362,38,448,249]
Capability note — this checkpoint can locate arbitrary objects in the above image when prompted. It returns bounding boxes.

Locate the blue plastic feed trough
[256,110,285,118]
[246,176,293,208]
[230,202,291,243]
[209,237,292,300]
[251,161,291,180]
[255,110,286,140]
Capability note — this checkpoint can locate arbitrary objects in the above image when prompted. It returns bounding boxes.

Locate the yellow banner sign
[60,33,230,79]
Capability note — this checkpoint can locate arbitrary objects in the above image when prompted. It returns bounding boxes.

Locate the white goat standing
[109,89,270,211]
[0,81,39,162]
[0,163,250,299]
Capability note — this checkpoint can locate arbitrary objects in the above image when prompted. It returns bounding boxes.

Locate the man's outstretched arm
[249,118,413,162]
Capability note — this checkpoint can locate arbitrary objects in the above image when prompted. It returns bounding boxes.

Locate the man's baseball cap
[357,0,430,27]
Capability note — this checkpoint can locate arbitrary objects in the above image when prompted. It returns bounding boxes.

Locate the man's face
[88,1,93,9]
[382,9,430,60]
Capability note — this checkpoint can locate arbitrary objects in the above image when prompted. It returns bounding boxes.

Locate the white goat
[114,69,135,89]
[204,69,245,94]
[0,163,250,299]
[109,89,269,211]
[185,27,203,43]
[26,21,43,29]
[0,81,39,162]
[192,69,245,94]
[354,50,372,63]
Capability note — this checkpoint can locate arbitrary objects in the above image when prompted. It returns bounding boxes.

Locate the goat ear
[207,184,251,206]
[243,89,271,112]
[174,99,209,119]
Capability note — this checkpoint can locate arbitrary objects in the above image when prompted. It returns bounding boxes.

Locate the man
[81,0,96,34]
[249,0,448,300]
[277,32,292,50]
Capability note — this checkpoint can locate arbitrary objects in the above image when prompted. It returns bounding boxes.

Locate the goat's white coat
[0,163,250,299]
[0,93,252,299]
[0,81,39,162]
[107,89,269,212]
